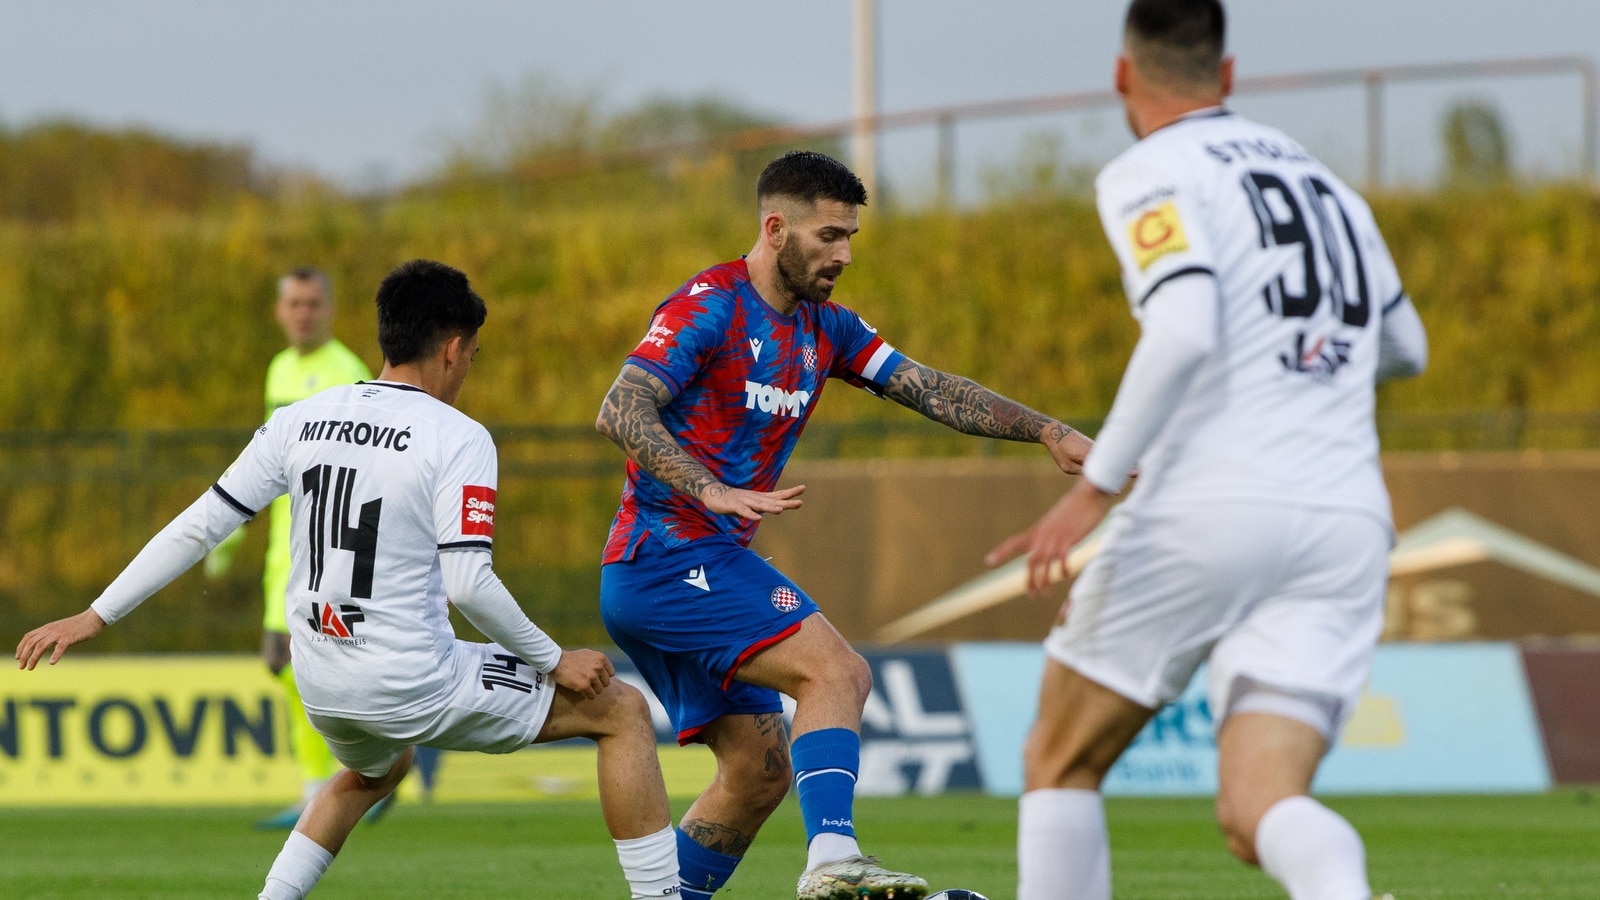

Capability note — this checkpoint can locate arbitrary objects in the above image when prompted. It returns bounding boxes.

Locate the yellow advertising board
[0,655,299,806]
[0,654,719,807]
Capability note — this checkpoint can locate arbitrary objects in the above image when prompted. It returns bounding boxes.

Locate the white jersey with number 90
[1094,108,1412,521]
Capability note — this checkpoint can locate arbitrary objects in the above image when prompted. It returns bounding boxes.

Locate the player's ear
[440,333,464,369]
[1114,54,1131,97]
[761,208,787,248]
[1219,56,1235,98]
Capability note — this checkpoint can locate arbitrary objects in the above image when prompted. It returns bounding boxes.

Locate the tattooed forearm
[884,359,1063,443]
[680,818,757,856]
[596,365,721,499]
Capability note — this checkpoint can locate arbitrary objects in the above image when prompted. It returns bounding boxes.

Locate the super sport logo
[639,314,675,350]
[462,485,496,537]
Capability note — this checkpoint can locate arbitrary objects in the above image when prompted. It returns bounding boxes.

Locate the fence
[3,412,1598,653]
[497,55,1597,197]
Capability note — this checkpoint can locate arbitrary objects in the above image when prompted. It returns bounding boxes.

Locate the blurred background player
[209,266,374,829]
[988,2,1428,899]
[596,150,1094,900]
[18,259,680,900]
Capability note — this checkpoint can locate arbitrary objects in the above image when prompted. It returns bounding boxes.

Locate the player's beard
[777,239,841,305]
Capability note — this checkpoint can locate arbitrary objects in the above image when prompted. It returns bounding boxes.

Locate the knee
[1215,795,1262,866]
[594,681,655,738]
[835,650,873,710]
[609,680,652,724]
[1022,725,1103,791]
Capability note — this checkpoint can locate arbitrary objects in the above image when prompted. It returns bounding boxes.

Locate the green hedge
[3,180,1597,649]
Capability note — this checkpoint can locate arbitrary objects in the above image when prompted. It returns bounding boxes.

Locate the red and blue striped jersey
[603,258,904,562]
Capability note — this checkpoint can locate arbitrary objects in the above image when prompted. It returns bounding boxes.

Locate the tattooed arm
[882,357,1094,475]
[596,364,804,521]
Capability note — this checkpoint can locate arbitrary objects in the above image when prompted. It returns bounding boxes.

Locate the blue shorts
[600,534,818,744]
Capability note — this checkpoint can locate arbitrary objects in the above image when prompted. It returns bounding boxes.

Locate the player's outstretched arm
[15,608,106,670]
[596,364,805,521]
[882,357,1093,474]
[15,487,253,669]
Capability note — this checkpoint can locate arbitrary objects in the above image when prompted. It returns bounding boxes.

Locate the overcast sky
[3,0,1597,195]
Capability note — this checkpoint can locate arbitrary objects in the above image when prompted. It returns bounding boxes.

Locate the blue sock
[791,727,860,844]
[676,826,742,898]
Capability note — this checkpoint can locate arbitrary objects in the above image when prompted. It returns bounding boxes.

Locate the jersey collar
[1149,105,1232,137]
[359,380,427,393]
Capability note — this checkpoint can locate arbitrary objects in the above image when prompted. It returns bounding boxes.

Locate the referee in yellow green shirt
[218,267,371,829]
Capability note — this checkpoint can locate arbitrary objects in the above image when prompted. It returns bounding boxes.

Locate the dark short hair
[756,151,869,208]
[279,265,330,298]
[1125,0,1226,88]
[374,260,487,366]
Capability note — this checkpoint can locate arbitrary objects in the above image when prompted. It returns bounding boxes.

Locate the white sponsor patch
[743,381,812,418]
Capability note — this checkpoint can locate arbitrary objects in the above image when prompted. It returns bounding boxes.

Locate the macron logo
[749,338,764,361]
[688,282,713,296]
[684,566,710,592]
[744,381,812,418]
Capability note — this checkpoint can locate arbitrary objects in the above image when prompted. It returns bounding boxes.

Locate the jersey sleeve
[624,293,733,397]
[213,410,293,517]
[1365,223,1428,381]
[435,423,499,552]
[821,304,906,396]
[1095,157,1219,312]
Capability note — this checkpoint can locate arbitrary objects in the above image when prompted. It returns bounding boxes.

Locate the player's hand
[1042,424,1095,476]
[698,483,805,522]
[16,608,106,670]
[985,479,1116,596]
[551,649,614,700]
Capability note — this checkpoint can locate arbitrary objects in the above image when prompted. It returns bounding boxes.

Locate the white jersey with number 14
[213,381,500,721]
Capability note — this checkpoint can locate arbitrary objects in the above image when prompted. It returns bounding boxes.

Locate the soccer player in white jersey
[988,2,1428,899]
[15,260,681,899]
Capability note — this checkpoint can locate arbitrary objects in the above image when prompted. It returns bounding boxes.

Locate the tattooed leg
[680,713,794,856]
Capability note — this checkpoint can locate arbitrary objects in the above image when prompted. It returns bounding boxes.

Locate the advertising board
[952,642,1549,797]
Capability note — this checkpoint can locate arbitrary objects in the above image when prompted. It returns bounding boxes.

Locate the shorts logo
[308,602,365,639]
[1129,200,1189,271]
[800,344,818,372]
[481,653,541,693]
[462,485,496,537]
[770,586,801,612]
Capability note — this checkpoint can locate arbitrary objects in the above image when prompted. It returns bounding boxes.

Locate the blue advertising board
[952,642,1550,796]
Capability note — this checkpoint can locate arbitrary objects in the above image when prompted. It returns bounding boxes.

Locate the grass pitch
[2,792,1598,898]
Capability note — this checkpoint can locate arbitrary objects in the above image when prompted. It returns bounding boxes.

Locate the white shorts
[309,640,556,778]
[1044,500,1388,735]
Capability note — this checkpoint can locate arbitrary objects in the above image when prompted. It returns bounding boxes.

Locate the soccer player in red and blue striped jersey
[596,151,1093,900]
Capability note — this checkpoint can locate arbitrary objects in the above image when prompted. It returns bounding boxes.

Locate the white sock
[1255,795,1371,900]
[258,831,334,900]
[614,826,680,899]
[1018,788,1111,900]
[806,831,863,870]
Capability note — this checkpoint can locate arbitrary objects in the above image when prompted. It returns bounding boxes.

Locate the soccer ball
[927,891,990,900]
